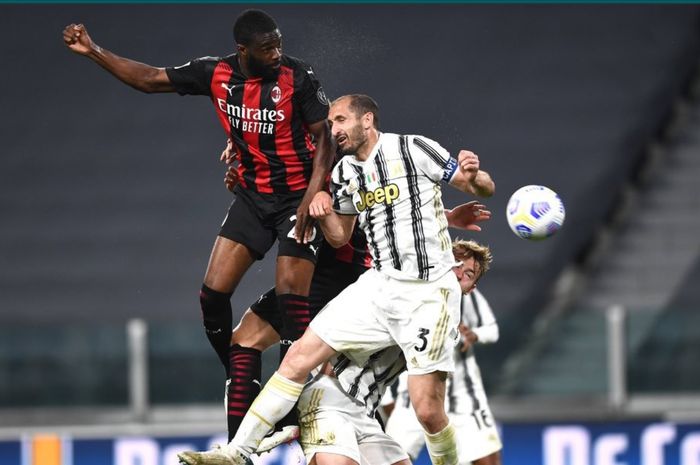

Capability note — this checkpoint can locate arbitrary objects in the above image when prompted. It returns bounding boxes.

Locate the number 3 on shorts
[286,215,317,241]
[414,328,430,352]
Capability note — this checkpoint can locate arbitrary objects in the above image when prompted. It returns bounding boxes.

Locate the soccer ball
[506,185,565,240]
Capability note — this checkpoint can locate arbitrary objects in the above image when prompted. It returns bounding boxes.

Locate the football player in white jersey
[384,242,502,465]
[178,94,494,465]
[294,239,493,465]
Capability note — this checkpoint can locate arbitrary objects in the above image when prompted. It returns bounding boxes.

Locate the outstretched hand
[63,23,95,55]
[445,201,491,231]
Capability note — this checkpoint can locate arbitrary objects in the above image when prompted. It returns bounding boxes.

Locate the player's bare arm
[295,119,334,243]
[445,201,492,231]
[63,23,174,93]
[449,150,495,197]
[309,191,356,248]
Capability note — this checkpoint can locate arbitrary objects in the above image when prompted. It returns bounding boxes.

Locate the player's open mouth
[336,135,347,145]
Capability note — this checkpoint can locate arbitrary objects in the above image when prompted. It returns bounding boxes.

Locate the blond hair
[452,239,492,281]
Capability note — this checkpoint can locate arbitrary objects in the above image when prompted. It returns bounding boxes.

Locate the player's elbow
[326,235,350,248]
[132,69,171,94]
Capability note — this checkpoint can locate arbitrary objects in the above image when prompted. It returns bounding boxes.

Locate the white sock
[225,371,304,456]
[424,422,458,465]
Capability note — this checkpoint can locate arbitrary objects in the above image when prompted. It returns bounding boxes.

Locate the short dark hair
[233,9,278,46]
[338,94,380,129]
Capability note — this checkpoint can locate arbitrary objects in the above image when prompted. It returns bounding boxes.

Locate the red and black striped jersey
[166,54,329,194]
[317,223,372,269]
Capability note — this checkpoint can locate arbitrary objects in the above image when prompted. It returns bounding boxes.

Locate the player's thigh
[203,236,257,292]
[312,453,359,465]
[275,255,315,295]
[472,452,502,465]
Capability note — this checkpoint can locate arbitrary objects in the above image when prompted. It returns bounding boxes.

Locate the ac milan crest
[271,85,282,103]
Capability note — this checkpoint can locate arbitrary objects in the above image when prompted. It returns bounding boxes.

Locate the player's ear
[363,112,374,130]
[237,43,247,56]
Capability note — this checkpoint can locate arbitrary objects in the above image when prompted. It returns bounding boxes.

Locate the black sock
[227,344,262,441]
[275,293,310,429]
[277,293,311,360]
[199,284,233,375]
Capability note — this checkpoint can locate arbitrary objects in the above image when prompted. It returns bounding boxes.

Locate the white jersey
[331,132,459,282]
[448,288,499,414]
[331,345,406,417]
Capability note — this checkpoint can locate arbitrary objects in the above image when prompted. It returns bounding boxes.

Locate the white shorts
[297,375,408,465]
[309,268,462,375]
[385,400,502,463]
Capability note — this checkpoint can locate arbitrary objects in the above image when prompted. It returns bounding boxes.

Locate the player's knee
[199,284,232,320]
[277,331,331,383]
[413,400,448,433]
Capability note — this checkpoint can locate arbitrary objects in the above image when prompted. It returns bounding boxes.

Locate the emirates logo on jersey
[271,85,282,103]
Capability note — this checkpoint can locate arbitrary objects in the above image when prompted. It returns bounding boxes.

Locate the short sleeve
[293,60,330,125]
[165,56,219,96]
[330,160,359,215]
[409,135,455,183]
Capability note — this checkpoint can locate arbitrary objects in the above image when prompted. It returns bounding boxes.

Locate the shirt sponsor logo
[216,98,285,135]
[355,184,400,212]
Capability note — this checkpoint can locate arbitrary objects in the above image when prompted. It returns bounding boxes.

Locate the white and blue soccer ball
[506,185,565,240]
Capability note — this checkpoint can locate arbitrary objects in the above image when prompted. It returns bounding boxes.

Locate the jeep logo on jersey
[271,85,282,103]
[356,184,400,211]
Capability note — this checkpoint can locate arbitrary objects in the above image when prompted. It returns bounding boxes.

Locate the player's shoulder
[332,155,361,182]
[173,54,229,72]
[406,134,442,148]
[281,54,315,72]
[190,54,228,65]
[283,55,327,86]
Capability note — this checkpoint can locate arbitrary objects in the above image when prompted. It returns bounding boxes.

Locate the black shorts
[219,186,323,262]
[250,252,369,334]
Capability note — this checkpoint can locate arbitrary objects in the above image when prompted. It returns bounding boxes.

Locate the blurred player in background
[63,9,333,438]
[177,93,495,465]
[383,240,502,465]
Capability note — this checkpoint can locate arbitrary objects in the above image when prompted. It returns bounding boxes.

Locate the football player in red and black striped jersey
[63,9,333,438]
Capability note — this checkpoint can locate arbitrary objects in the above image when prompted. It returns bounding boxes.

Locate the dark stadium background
[1,4,699,410]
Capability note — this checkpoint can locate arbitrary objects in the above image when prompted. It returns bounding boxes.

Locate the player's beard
[248,54,280,80]
[338,125,367,155]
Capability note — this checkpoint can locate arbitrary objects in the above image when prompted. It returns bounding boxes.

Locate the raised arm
[448,150,495,198]
[309,191,356,248]
[63,23,174,93]
[294,119,334,243]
